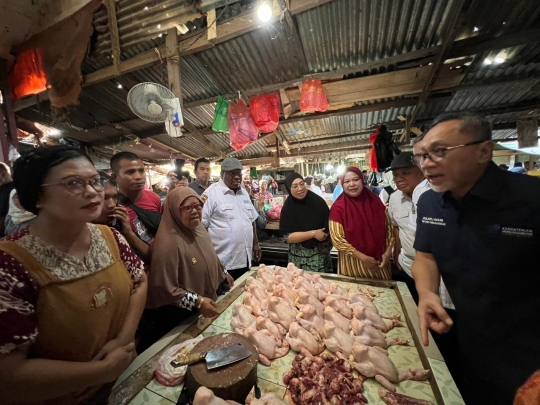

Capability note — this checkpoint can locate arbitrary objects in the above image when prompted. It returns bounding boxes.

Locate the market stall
[110,268,463,405]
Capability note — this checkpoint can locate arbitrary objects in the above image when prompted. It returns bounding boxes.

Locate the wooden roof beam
[410,0,467,125]
[106,0,122,77]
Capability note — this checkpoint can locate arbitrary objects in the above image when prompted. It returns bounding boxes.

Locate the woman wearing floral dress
[0,146,147,404]
[279,173,332,272]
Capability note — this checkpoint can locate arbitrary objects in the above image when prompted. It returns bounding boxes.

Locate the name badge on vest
[93,286,113,308]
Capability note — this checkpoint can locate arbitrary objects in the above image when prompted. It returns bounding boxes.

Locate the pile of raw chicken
[231,264,432,404]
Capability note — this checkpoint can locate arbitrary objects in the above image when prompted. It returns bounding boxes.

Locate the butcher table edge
[109,270,465,405]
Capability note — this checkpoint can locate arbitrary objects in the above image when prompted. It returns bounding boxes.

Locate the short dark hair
[194,158,210,171]
[110,152,142,173]
[13,146,92,215]
[430,112,492,141]
[98,171,117,187]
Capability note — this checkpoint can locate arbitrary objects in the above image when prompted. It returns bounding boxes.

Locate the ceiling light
[494,57,506,64]
[257,1,273,22]
[473,26,479,32]
[117,84,123,89]
[483,59,492,65]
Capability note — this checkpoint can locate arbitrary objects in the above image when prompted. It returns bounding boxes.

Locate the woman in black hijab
[279,173,333,272]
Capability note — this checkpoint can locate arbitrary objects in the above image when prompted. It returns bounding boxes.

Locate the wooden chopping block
[185,333,258,403]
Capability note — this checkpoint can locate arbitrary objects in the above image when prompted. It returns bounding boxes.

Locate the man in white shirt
[386,152,424,302]
[201,158,262,279]
[305,177,323,197]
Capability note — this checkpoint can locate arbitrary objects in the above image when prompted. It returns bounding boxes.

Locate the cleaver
[170,342,251,370]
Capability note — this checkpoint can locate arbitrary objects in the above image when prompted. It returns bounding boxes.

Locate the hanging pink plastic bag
[249,91,280,133]
[300,79,329,112]
[228,99,259,151]
[154,335,204,386]
[266,205,283,221]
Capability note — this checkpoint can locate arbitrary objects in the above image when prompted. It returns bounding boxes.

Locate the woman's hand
[226,273,235,288]
[101,342,137,383]
[380,251,391,268]
[313,228,328,241]
[199,297,220,318]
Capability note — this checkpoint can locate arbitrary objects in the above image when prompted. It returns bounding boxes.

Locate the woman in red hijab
[329,167,394,279]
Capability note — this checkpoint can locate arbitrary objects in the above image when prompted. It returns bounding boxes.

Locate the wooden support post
[207,9,217,41]
[166,28,223,158]
[106,0,122,76]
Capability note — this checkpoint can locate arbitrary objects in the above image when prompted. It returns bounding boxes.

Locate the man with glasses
[201,158,262,279]
[411,112,540,405]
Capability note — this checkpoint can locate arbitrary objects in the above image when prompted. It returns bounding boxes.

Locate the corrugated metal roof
[278,106,415,143]
[296,0,458,73]
[196,19,308,93]
[446,81,540,111]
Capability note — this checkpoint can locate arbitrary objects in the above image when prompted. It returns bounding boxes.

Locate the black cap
[386,152,415,171]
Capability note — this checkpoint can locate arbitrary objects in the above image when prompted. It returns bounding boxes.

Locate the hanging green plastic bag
[212,96,229,132]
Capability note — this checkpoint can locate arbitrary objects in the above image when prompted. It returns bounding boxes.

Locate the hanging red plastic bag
[212,95,229,133]
[228,100,259,151]
[249,91,280,133]
[300,79,329,112]
[266,205,283,221]
[10,48,48,100]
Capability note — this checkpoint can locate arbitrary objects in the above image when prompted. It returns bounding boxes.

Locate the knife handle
[170,351,207,368]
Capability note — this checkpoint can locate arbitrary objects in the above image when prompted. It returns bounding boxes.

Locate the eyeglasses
[290,181,305,190]
[179,202,203,212]
[42,176,108,194]
[413,140,486,166]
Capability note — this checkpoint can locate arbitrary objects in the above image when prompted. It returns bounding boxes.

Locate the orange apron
[0,225,133,404]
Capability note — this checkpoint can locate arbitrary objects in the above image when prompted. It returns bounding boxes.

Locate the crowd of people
[0,111,539,404]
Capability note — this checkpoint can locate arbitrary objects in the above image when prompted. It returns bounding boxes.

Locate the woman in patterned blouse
[0,146,147,404]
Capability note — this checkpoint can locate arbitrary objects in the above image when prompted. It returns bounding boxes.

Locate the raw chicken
[256,316,286,342]
[243,292,267,317]
[378,387,434,405]
[295,290,324,317]
[324,306,351,333]
[328,282,349,299]
[193,387,241,405]
[325,295,353,319]
[257,266,275,285]
[349,342,430,391]
[248,283,269,303]
[272,285,297,307]
[348,292,379,313]
[321,322,354,358]
[352,305,402,332]
[275,266,295,284]
[231,303,256,334]
[351,318,408,349]
[292,277,318,298]
[246,276,267,292]
[311,274,330,291]
[268,297,299,330]
[286,263,304,278]
[286,322,324,355]
[249,393,288,405]
[296,304,324,331]
[244,325,290,366]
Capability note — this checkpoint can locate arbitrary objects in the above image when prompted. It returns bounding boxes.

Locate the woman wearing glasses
[329,167,394,279]
[279,172,333,273]
[0,146,147,404]
[145,187,234,345]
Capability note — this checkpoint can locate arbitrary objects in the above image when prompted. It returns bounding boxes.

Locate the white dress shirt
[388,190,416,277]
[202,180,258,271]
[409,179,455,310]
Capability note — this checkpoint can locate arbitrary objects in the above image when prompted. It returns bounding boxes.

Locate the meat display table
[110,271,464,405]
